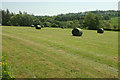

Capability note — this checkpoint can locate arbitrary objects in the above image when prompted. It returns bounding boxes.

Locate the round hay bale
[41,25,44,28]
[72,28,83,36]
[31,25,34,27]
[36,25,41,29]
[97,28,104,33]
[61,27,64,29]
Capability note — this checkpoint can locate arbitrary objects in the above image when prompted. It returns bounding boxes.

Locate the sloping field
[2,26,118,78]
[110,17,119,26]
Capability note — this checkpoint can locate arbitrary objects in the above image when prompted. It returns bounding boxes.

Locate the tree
[103,21,111,29]
[2,9,12,25]
[0,10,2,25]
[9,14,21,26]
[43,22,51,27]
[9,14,38,26]
[103,14,110,20]
[2,9,15,26]
[19,11,22,14]
[51,23,59,27]
[83,12,99,30]
[96,12,103,20]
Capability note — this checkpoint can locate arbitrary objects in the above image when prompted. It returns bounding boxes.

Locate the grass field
[109,17,119,26]
[1,26,118,78]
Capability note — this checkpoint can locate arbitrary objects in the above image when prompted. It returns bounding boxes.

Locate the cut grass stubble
[2,26,118,78]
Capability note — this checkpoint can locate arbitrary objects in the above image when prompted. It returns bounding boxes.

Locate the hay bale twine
[97,28,104,33]
[36,25,41,29]
[72,28,83,36]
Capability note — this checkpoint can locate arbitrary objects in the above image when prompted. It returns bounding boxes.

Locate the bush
[72,28,83,36]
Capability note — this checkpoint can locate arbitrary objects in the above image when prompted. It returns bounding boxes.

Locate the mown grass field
[1,26,118,78]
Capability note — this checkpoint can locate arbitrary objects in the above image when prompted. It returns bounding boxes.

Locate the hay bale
[72,28,83,36]
[97,28,104,33]
[31,25,34,27]
[41,25,44,28]
[61,27,64,29]
[36,25,41,29]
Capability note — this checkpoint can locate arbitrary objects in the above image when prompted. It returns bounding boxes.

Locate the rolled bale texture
[97,28,104,33]
[36,25,41,29]
[72,28,83,36]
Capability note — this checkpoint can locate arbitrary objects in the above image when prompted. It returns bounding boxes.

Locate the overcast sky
[1,0,119,16]
[1,0,120,2]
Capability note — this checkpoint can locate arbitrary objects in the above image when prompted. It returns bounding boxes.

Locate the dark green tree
[84,12,99,30]
[103,14,110,20]
[2,9,12,25]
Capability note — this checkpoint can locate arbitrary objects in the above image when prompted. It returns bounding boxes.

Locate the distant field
[2,26,118,78]
[109,17,119,26]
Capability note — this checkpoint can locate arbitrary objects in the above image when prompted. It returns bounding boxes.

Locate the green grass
[109,17,119,26]
[1,26,118,78]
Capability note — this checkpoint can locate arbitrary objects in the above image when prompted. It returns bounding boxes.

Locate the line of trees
[2,9,40,26]
[1,9,119,30]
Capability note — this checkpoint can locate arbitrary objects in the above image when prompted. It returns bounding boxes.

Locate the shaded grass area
[2,26,118,78]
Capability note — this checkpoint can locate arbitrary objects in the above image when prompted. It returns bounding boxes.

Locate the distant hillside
[36,10,118,21]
